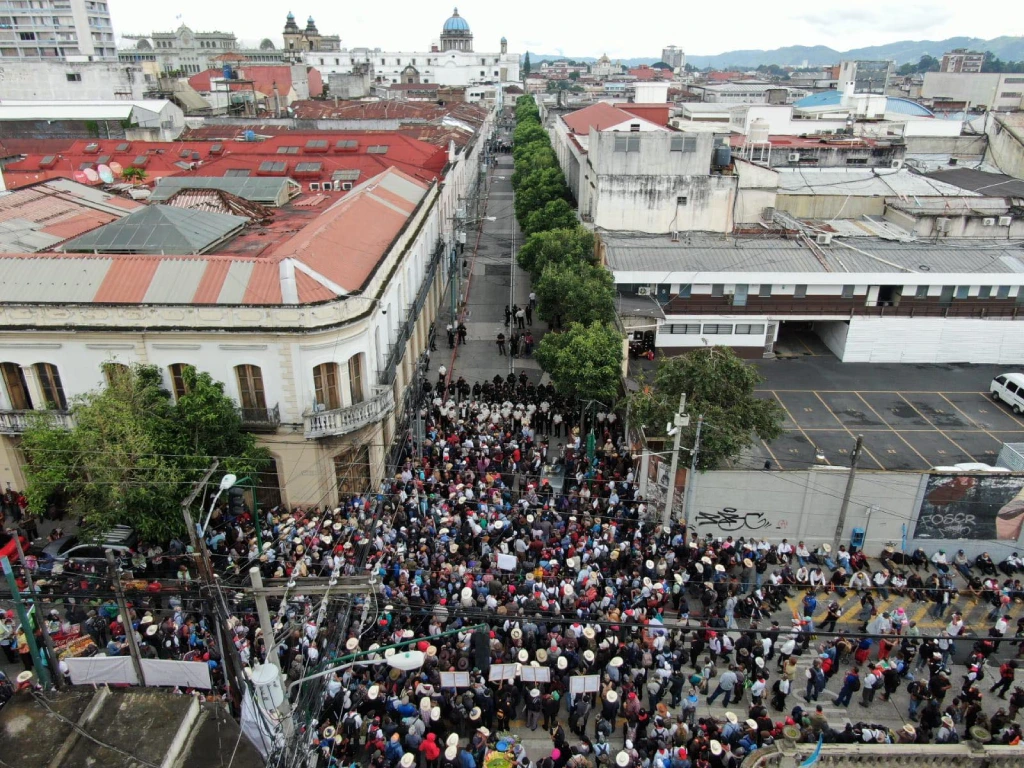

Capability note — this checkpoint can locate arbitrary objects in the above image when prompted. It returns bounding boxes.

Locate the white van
[990,373,1024,413]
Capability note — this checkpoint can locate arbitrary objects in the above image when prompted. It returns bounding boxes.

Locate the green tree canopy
[535,321,622,402]
[513,121,547,146]
[514,168,568,224]
[517,226,594,276]
[21,363,269,542]
[523,197,577,235]
[511,144,558,188]
[535,259,615,326]
[523,52,532,76]
[627,347,784,470]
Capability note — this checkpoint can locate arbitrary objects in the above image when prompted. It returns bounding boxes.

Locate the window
[735,324,766,335]
[613,134,641,152]
[168,363,190,401]
[629,123,641,132]
[19,31,36,40]
[997,286,1012,299]
[102,362,129,386]
[313,363,341,410]
[35,363,67,410]
[1009,382,1021,395]
[670,135,698,152]
[845,158,868,165]
[66,72,81,81]
[348,355,364,404]
[758,284,772,298]
[235,364,267,412]
[276,146,300,154]
[678,284,692,298]
[915,285,930,299]
[702,324,733,335]
[1000,92,1022,99]
[710,284,725,298]
[667,324,701,334]
[794,285,807,299]
[979,286,992,299]
[955,286,970,299]
[841,285,855,299]
[367,145,389,154]
[0,363,32,410]
[676,195,688,206]
[1005,77,1024,84]
[334,445,370,498]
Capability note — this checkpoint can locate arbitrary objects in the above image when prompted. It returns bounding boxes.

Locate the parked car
[34,526,137,574]
[990,373,1024,414]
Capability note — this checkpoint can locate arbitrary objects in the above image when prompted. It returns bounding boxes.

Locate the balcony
[239,403,281,433]
[0,409,74,435]
[303,388,395,439]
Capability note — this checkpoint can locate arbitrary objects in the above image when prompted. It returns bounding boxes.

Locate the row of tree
[511,96,623,405]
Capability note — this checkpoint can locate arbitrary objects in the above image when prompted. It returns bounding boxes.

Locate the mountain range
[525,36,1024,70]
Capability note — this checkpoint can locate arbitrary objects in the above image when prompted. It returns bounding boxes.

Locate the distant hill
[523,36,1024,70]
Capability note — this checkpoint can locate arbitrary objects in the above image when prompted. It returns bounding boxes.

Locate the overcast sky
[108,0,1021,59]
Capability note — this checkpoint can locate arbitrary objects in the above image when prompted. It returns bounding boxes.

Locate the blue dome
[443,8,470,32]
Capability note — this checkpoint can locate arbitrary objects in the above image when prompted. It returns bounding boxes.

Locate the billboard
[913,474,1024,540]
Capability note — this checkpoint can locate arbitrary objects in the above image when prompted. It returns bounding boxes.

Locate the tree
[511,144,558,189]
[535,260,615,326]
[21,364,269,542]
[652,61,673,70]
[514,168,568,224]
[523,197,576,235]
[122,166,147,186]
[536,321,622,402]
[627,347,784,470]
[513,121,547,147]
[517,226,594,276]
[523,52,532,76]
[568,71,579,80]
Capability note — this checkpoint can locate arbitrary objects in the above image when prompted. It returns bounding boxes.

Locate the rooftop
[794,90,935,117]
[775,168,975,197]
[924,167,1024,199]
[0,178,141,253]
[60,205,249,255]
[601,230,1024,276]
[561,102,670,135]
[0,100,173,121]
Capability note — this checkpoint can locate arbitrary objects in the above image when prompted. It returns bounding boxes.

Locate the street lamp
[200,473,237,536]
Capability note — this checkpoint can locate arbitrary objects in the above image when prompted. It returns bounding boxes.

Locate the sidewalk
[428,152,547,389]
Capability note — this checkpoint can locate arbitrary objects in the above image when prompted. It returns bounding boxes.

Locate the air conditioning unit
[787,152,801,162]
[309,182,320,191]
[983,217,996,227]
[936,217,952,234]
[890,159,904,169]
[816,233,833,245]
[636,286,651,296]
[999,216,1013,227]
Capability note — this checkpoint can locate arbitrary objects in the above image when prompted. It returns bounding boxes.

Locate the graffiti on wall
[695,508,771,532]
[914,474,1024,541]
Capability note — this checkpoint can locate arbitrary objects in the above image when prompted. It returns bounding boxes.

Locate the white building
[0,99,185,140]
[691,83,809,104]
[0,0,116,60]
[304,9,520,88]
[922,72,1024,112]
[0,58,143,100]
[0,108,496,504]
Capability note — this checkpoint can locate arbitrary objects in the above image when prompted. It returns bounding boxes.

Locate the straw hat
[368,684,380,700]
[426,645,437,657]
[146,624,158,637]
[701,556,712,565]
[674,573,684,584]
[518,649,529,663]
[324,726,337,739]
[715,564,725,573]
[583,649,595,663]
[615,752,630,767]
[477,727,490,737]
[642,577,652,589]
[822,543,832,553]
[583,627,596,640]
[609,656,623,667]
[445,747,458,761]
[743,558,754,568]
[536,648,549,663]
[511,628,523,640]
[903,724,916,737]
[557,656,567,670]
[469,707,481,721]
[725,712,738,724]
[746,719,758,730]
[401,755,415,768]
[447,734,459,748]
[605,690,618,703]
[432,706,442,721]
[530,688,541,698]
[346,637,359,651]
[16,671,33,684]
[563,584,574,597]
[710,741,723,756]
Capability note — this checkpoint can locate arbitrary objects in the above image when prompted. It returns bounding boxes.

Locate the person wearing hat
[525,687,543,731]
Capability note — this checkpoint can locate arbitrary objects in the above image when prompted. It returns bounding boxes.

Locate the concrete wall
[903,134,988,156]
[986,113,1024,180]
[689,468,1024,559]
[813,320,850,357]
[775,193,885,219]
[923,72,1024,111]
[0,60,145,101]
[841,316,1024,363]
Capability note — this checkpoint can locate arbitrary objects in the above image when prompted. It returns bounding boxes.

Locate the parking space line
[975,391,1024,429]
[937,392,1004,446]
[811,391,886,469]
[760,438,784,470]
[853,392,932,467]
[895,393,978,462]
[770,390,831,465]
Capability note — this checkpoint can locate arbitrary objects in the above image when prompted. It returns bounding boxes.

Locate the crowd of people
[9,366,1024,766]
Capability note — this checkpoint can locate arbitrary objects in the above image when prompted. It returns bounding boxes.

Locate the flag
[798,735,823,768]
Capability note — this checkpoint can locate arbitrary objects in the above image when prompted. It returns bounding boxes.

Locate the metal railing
[303,388,395,439]
[0,409,74,434]
[238,403,280,431]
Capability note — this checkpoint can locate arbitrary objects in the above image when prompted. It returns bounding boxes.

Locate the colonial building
[119,24,293,76]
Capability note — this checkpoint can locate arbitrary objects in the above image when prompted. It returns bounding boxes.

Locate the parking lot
[750,359,1024,470]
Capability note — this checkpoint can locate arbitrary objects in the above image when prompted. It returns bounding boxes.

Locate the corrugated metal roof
[149,176,297,206]
[0,256,113,303]
[142,259,209,303]
[776,168,973,197]
[602,232,1024,276]
[0,100,171,121]
[61,206,247,255]
[926,168,1024,198]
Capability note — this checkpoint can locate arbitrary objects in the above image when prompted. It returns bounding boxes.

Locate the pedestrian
[860,666,881,706]
[496,332,506,356]
[834,667,860,707]
[516,307,526,329]
[707,664,738,707]
[529,291,537,309]
[805,659,825,702]
[992,660,1018,698]
[447,323,455,349]
[525,305,533,325]
[457,323,468,345]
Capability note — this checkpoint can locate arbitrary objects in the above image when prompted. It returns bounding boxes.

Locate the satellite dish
[73,170,89,184]
[109,161,123,177]
[83,168,100,183]
[97,164,114,184]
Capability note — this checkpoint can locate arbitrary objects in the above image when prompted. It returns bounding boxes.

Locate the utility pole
[680,415,704,534]
[1,556,50,688]
[832,434,864,555]
[106,549,145,686]
[661,394,690,527]
[249,567,280,673]
[12,536,60,688]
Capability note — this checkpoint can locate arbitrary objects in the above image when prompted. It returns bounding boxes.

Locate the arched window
[102,362,130,386]
[313,363,340,410]
[235,364,267,413]
[0,363,32,410]
[347,354,364,404]
[34,363,67,410]
[168,363,191,401]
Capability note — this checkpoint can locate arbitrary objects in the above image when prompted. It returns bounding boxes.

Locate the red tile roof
[562,102,669,135]
[628,65,670,81]
[188,65,323,99]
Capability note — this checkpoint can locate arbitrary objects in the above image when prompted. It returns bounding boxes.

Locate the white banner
[66,655,139,686]
[141,659,213,689]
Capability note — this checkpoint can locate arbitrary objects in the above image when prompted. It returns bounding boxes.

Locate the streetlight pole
[661,394,690,527]
[832,434,864,555]
[680,415,704,533]
[12,535,60,688]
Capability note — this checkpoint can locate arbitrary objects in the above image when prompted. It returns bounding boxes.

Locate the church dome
[443,8,470,32]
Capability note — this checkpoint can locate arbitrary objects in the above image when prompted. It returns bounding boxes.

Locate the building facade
[303,10,519,88]
[119,25,291,75]
[661,45,684,70]
[922,72,1024,111]
[0,58,143,100]
[941,49,985,73]
[0,0,115,60]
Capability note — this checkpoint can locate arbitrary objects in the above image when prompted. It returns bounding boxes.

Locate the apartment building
[0,0,115,60]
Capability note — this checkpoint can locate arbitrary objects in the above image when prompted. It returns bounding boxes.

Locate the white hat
[710,741,723,756]
[401,755,415,768]
[615,752,630,767]
[518,649,529,663]
[643,577,652,589]
[346,637,359,651]
[146,624,158,636]
[609,656,623,667]
[511,628,523,640]
[445,746,458,761]
[469,707,481,720]
[323,726,337,739]
[431,706,441,720]
[16,671,33,684]
[605,690,618,703]
[563,584,574,597]
[536,649,549,662]
[715,564,726,573]
[583,627,596,639]
[477,727,490,737]
[421,696,432,710]
[822,543,832,553]
[746,719,758,730]
[557,656,567,670]
[584,649,595,663]
[368,684,380,700]
[645,559,654,570]
[725,712,738,724]
[531,688,541,698]
[447,734,459,747]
